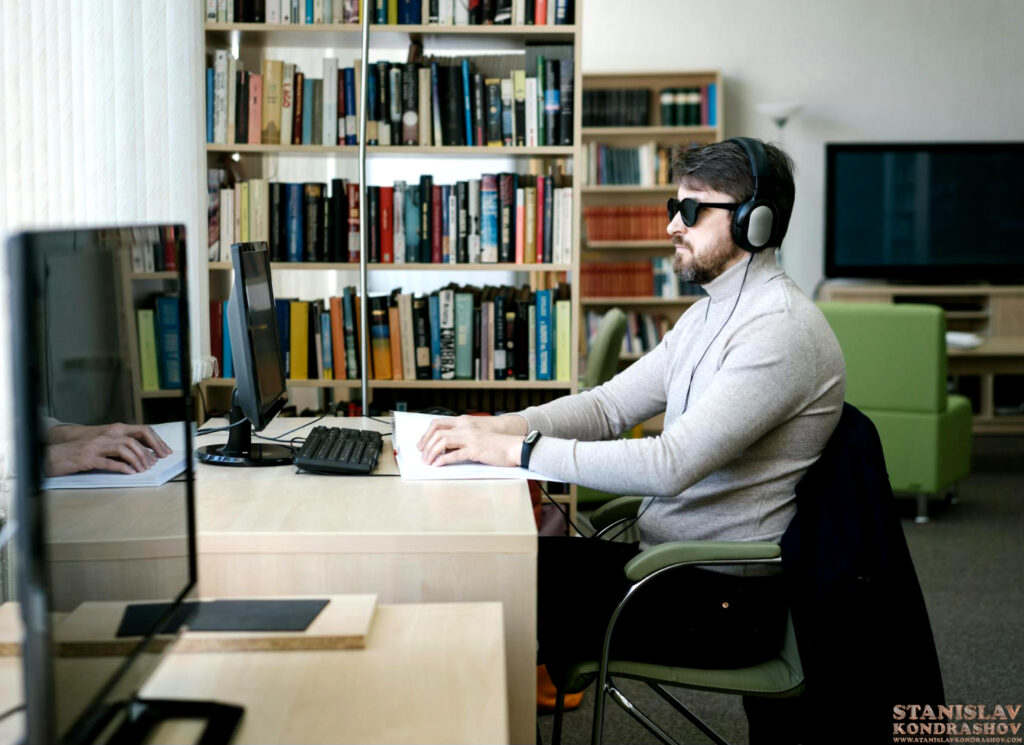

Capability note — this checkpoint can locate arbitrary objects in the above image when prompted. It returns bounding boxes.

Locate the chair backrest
[818,302,947,413]
[582,308,628,390]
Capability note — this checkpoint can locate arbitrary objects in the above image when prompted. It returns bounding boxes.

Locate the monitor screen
[227,243,286,431]
[240,247,286,419]
[825,142,1024,281]
[7,226,195,745]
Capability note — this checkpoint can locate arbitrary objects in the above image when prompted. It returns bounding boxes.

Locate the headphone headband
[725,137,779,252]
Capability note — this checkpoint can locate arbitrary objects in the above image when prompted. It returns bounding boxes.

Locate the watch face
[526,430,539,444]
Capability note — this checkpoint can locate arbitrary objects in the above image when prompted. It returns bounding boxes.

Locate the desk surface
[195,417,536,555]
[1,601,510,745]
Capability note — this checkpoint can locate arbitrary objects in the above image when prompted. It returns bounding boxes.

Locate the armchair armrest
[589,497,646,533]
[623,541,781,582]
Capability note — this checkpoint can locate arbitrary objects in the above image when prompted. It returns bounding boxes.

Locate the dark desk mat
[117,599,329,637]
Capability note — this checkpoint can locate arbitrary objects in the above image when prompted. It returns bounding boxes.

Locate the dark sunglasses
[667,198,740,227]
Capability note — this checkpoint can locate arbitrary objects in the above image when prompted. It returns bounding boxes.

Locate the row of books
[583,205,668,242]
[659,86,717,127]
[207,0,574,25]
[121,226,184,273]
[205,49,574,148]
[581,259,705,299]
[582,89,650,127]
[585,310,671,358]
[211,284,573,383]
[584,142,678,186]
[208,172,573,265]
[136,296,184,391]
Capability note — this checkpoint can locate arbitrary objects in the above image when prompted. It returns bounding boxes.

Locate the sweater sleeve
[518,314,683,440]
[525,311,818,495]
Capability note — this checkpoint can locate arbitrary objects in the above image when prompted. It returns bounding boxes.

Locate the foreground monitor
[7,226,239,744]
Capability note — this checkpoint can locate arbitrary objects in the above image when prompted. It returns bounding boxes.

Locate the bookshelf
[202,9,583,420]
[578,70,723,377]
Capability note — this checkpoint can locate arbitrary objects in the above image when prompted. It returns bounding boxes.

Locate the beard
[672,235,744,285]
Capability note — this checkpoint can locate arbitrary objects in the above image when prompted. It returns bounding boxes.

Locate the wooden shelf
[204,377,571,390]
[580,185,674,195]
[204,22,578,46]
[582,296,700,307]
[370,379,572,390]
[130,271,178,280]
[583,240,668,250]
[208,261,571,272]
[207,144,574,156]
[140,389,184,399]
[582,126,716,138]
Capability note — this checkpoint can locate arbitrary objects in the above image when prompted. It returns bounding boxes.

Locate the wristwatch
[521,430,542,469]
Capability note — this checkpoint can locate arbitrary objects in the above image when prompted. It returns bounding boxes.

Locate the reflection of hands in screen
[44,423,172,477]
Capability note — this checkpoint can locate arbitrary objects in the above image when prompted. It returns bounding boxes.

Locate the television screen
[8,226,196,744]
[825,142,1024,281]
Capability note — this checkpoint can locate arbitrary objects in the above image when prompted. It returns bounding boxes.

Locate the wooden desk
[194,417,537,744]
[0,601,510,744]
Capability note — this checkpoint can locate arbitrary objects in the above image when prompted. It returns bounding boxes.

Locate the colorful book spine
[137,309,160,391]
[154,296,182,389]
[480,174,498,263]
[536,289,551,380]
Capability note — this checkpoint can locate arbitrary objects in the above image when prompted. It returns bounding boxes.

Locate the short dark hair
[670,139,796,249]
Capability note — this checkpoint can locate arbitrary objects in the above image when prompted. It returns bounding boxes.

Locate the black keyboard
[293,426,384,475]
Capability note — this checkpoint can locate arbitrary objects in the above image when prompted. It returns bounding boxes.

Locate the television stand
[195,391,294,466]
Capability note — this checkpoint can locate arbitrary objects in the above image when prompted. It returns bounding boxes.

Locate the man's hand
[44,434,163,477]
[416,413,528,452]
[419,420,525,469]
[47,422,172,457]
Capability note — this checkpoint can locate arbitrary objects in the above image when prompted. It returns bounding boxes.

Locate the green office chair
[580,307,628,391]
[578,308,630,510]
[818,302,972,522]
[548,498,805,745]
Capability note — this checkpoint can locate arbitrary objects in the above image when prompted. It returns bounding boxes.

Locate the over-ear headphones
[728,137,781,253]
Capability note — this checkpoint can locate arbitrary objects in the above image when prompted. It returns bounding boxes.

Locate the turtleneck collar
[701,248,783,303]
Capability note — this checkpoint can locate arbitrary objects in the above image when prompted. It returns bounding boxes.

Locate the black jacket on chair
[781,403,945,744]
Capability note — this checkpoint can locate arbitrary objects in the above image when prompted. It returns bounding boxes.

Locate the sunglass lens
[666,198,679,222]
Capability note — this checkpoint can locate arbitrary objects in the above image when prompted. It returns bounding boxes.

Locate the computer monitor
[196,242,292,466]
[6,226,236,744]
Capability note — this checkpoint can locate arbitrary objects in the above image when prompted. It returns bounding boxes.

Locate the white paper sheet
[41,421,189,490]
[393,411,564,481]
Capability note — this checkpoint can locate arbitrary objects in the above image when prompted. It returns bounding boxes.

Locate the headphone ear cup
[747,203,775,250]
[732,200,777,252]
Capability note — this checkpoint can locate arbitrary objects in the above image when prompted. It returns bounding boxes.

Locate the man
[418,138,845,738]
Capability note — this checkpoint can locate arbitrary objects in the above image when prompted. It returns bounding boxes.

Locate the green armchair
[817,302,972,522]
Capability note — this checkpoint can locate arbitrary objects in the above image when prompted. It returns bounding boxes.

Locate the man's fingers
[94,456,135,475]
[122,437,156,469]
[417,417,456,450]
[137,426,172,457]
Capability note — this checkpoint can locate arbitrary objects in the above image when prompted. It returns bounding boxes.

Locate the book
[417,67,432,147]
[397,293,416,380]
[292,71,304,144]
[370,295,393,379]
[342,287,359,379]
[555,288,570,381]
[321,311,334,379]
[343,67,357,144]
[498,172,515,262]
[428,293,441,379]
[269,182,285,260]
[480,174,498,262]
[311,78,323,144]
[329,296,346,379]
[401,63,419,144]
[154,297,182,389]
[303,183,325,260]
[302,77,314,144]
[404,185,420,262]
[261,59,283,144]
[285,183,303,261]
[536,288,551,380]
[412,295,432,379]
[346,182,360,262]
[485,78,503,146]
[438,288,455,379]
[210,301,224,377]
[289,300,309,378]
[514,186,525,263]
[213,51,229,143]
[222,299,234,378]
[137,309,160,391]
[387,300,403,380]
[323,57,338,145]
[379,186,394,262]
[393,180,406,262]
[248,73,263,145]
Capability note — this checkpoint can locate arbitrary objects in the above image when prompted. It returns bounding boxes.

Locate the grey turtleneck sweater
[521,249,846,549]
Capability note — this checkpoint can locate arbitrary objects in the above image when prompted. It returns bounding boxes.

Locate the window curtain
[0,0,209,484]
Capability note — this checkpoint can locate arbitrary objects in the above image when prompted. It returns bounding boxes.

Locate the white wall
[582,0,1024,294]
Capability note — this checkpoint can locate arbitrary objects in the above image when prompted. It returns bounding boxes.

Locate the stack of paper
[393,411,563,482]
[41,421,189,490]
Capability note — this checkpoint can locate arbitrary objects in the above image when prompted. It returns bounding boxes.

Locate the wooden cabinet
[819,283,1024,433]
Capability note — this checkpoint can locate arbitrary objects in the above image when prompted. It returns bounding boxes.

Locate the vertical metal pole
[358,0,371,412]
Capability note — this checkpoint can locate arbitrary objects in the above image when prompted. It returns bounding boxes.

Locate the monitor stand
[105,698,244,745]
[195,392,293,467]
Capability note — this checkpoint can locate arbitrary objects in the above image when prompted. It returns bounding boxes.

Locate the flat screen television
[824,142,1024,282]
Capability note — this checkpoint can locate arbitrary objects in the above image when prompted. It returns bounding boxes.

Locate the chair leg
[551,688,565,745]
[648,683,731,745]
[914,493,930,524]
[591,679,608,745]
[606,682,682,745]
